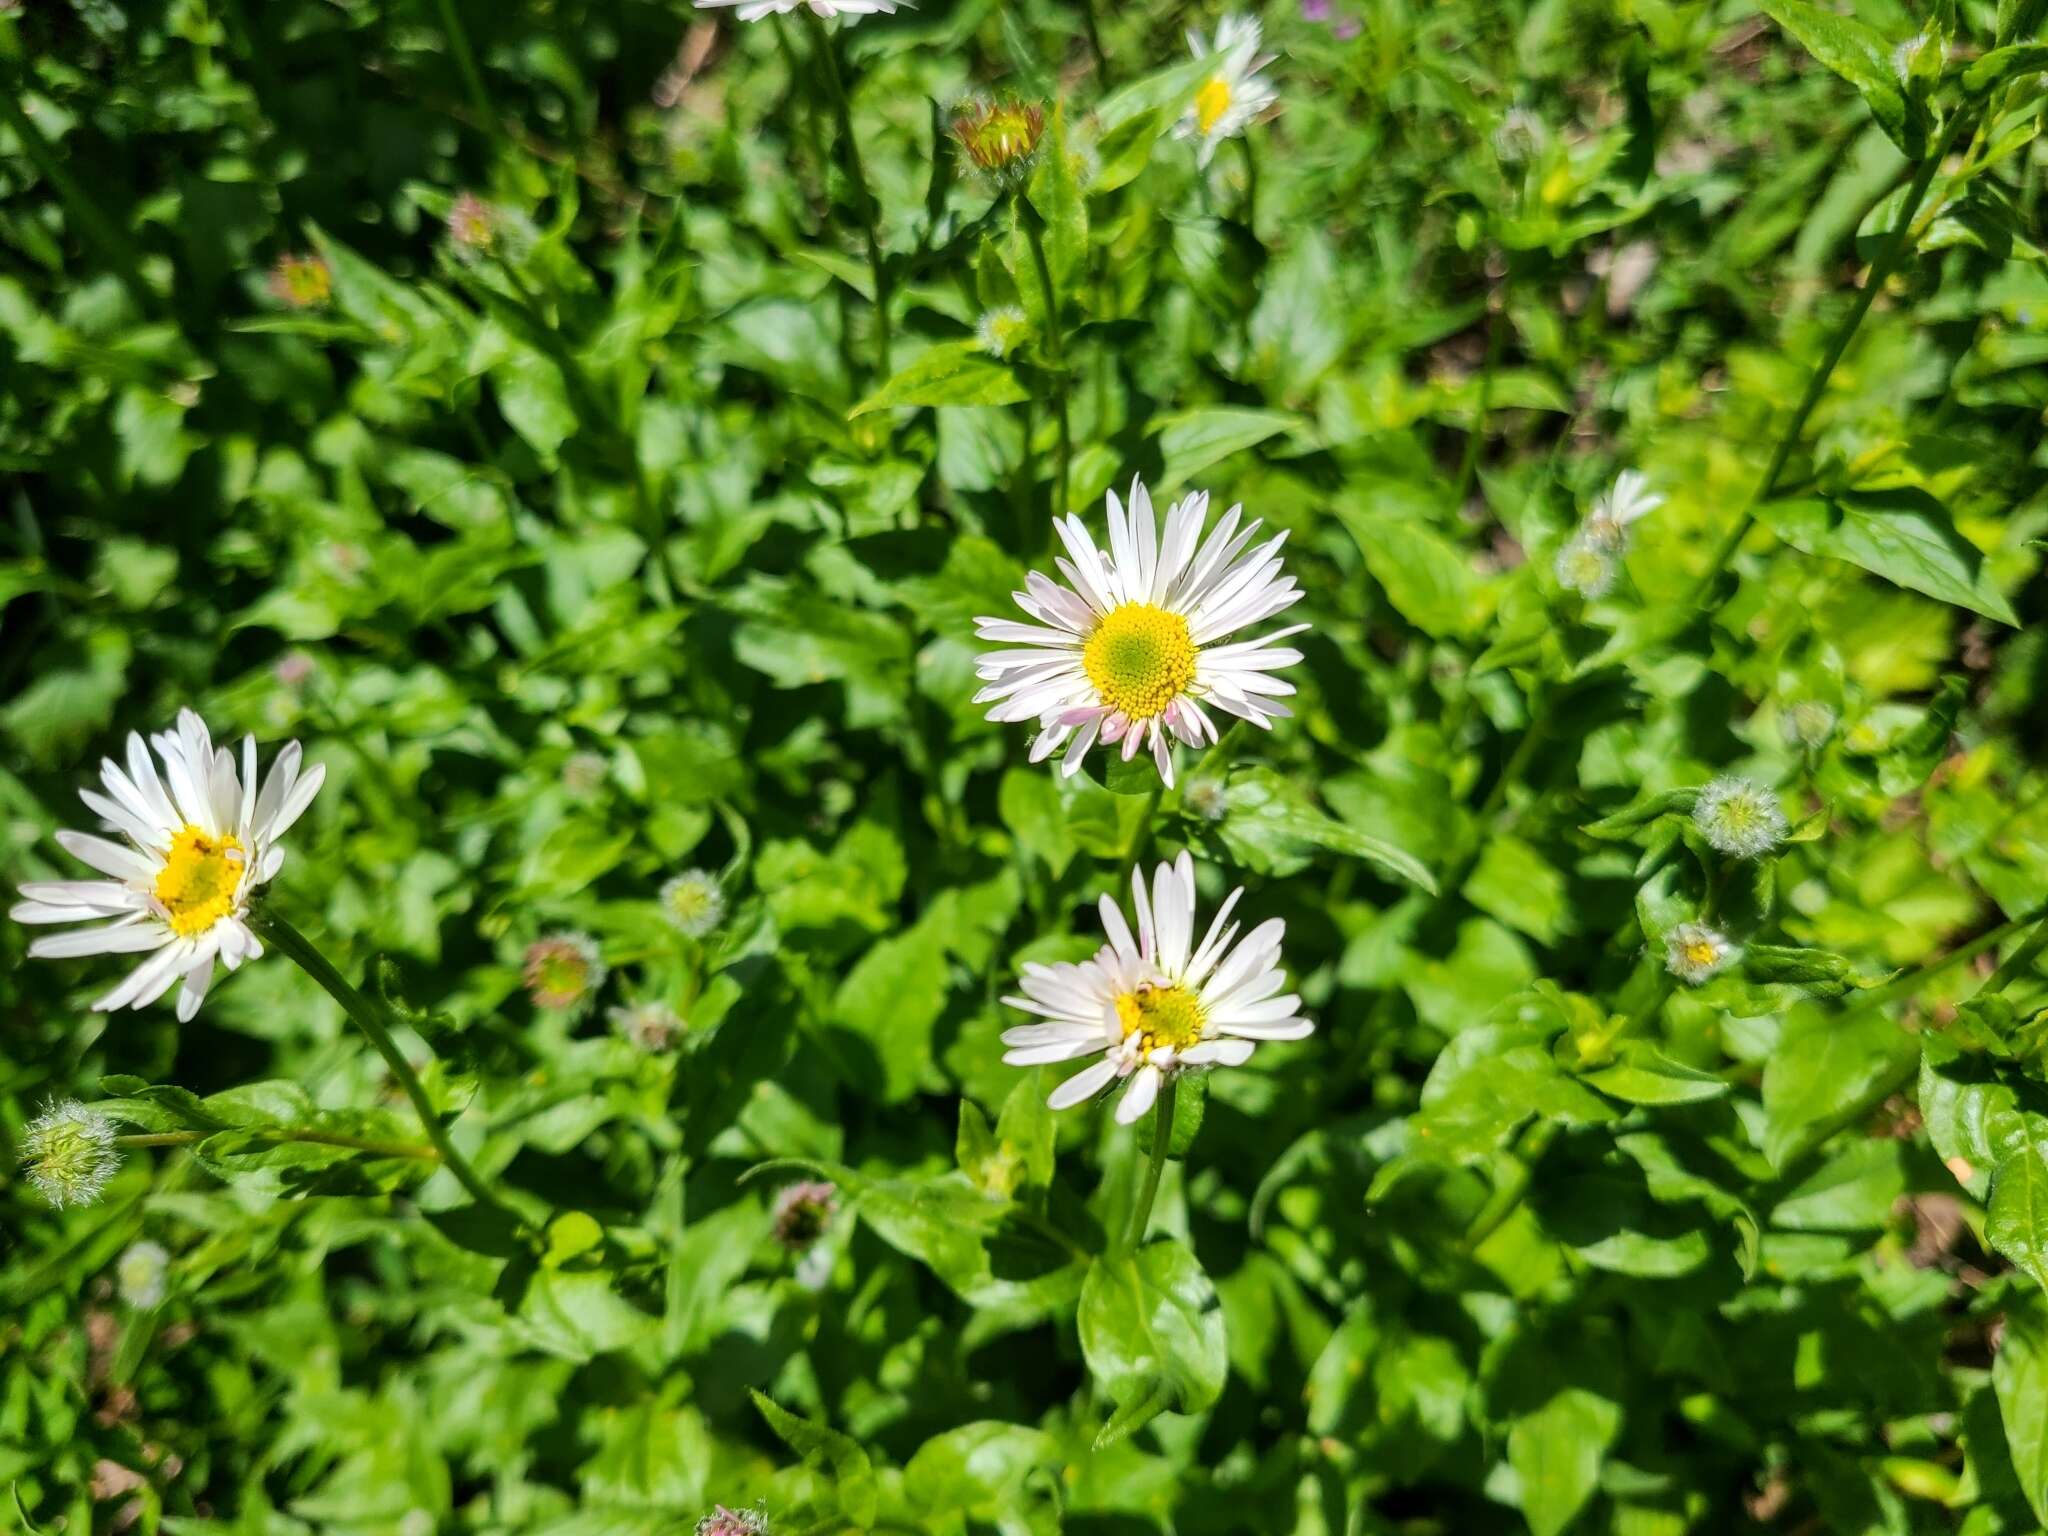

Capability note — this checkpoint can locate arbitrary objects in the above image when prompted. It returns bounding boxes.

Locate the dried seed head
[1692,775,1787,860]
[771,1180,838,1251]
[523,932,607,1012]
[660,870,726,937]
[21,1100,120,1210]
[117,1240,170,1310]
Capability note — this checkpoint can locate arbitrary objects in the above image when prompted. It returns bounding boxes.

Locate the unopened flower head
[692,0,899,21]
[267,253,332,310]
[447,192,500,252]
[1004,852,1309,1124]
[1665,922,1735,985]
[20,1101,120,1210]
[659,869,726,937]
[523,932,606,1012]
[12,710,325,1020]
[561,751,607,799]
[1554,531,1616,599]
[975,475,1307,788]
[950,96,1047,186]
[975,305,1031,359]
[1692,775,1787,860]
[273,650,315,687]
[117,1239,170,1309]
[1782,701,1836,750]
[1174,15,1278,167]
[609,1000,686,1052]
[1580,470,1663,551]
[696,1507,769,1536]
[771,1180,838,1250]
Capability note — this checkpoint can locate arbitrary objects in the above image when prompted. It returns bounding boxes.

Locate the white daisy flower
[1001,852,1311,1125]
[1665,921,1736,985]
[1173,15,1278,167]
[1581,469,1663,549]
[12,710,325,1022]
[692,0,900,21]
[973,475,1307,788]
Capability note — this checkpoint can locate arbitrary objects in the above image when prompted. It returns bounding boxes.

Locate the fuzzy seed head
[447,192,499,250]
[117,1240,170,1310]
[1692,775,1787,860]
[1554,533,1616,599]
[1665,922,1735,985]
[975,305,1031,359]
[523,932,606,1012]
[21,1101,120,1209]
[771,1180,838,1251]
[609,1001,686,1052]
[660,870,726,937]
[696,1508,769,1536]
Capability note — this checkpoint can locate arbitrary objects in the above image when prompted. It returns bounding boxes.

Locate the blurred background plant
[3,0,2048,1530]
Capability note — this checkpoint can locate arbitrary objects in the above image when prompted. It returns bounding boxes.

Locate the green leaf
[1151,407,1301,493]
[1761,1008,1919,1170]
[850,340,1028,415]
[903,1422,1056,1518]
[1027,103,1087,294]
[1078,1239,1228,1430]
[1965,43,2048,94]
[1091,107,1164,193]
[1581,1042,1731,1106]
[1218,765,1437,890]
[1995,1294,2048,1526]
[749,1392,878,1527]
[1508,1387,1622,1536]
[1168,1072,1208,1158]
[1755,492,2018,627]
[1756,0,1929,159]
[1988,1131,2048,1290]
[1334,506,1488,639]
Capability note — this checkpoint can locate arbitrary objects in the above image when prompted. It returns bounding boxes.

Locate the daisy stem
[1018,197,1072,516]
[1122,779,1166,865]
[432,0,496,130]
[251,911,525,1225]
[804,11,891,377]
[1122,1075,1178,1252]
[1681,109,1970,615]
[115,1127,440,1161]
[1982,909,2048,997]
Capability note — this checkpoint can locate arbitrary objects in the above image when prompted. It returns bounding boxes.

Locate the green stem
[1430,680,1548,917]
[1681,111,1971,614]
[117,1127,439,1160]
[1454,283,1505,508]
[251,910,523,1222]
[805,12,891,376]
[1079,0,1106,67]
[1978,909,2048,998]
[1019,199,1071,516]
[1463,1119,1557,1251]
[432,0,495,129]
[1122,1075,1177,1252]
[1122,778,1166,866]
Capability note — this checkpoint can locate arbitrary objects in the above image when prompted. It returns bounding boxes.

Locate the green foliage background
[4,0,2048,1530]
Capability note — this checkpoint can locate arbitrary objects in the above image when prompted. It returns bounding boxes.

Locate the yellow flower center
[1195,75,1233,135]
[1082,604,1197,722]
[153,826,247,937]
[1116,983,1206,1056]
[1682,939,1720,971]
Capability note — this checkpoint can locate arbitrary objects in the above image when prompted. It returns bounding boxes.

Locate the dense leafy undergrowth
[5,0,2048,1531]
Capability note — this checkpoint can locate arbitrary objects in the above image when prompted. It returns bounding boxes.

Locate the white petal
[1115,1063,1161,1124]
[1047,1056,1118,1110]
[29,922,167,960]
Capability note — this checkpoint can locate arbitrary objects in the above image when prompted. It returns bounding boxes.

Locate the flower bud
[770,1180,838,1251]
[266,253,332,310]
[949,96,1048,187]
[447,192,500,251]
[1691,775,1787,860]
[660,869,726,937]
[975,305,1031,359]
[1665,922,1735,985]
[21,1100,120,1209]
[522,933,607,1013]
[696,1507,769,1536]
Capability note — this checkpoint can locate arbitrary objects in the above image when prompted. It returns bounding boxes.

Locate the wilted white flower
[974,475,1307,788]
[609,1000,686,1052]
[1581,470,1663,550]
[561,751,608,799]
[1002,853,1310,1124]
[696,1507,769,1536]
[975,305,1031,359]
[660,869,726,937]
[1665,921,1735,985]
[523,932,606,1012]
[117,1239,170,1309]
[1184,778,1229,822]
[1554,532,1617,599]
[771,1180,838,1250]
[1692,775,1787,860]
[12,710,325,1021]
[1781,701,1836,751]
[20,1101,120,1209]
[694,0,898,20]
[1173,15,1278,166]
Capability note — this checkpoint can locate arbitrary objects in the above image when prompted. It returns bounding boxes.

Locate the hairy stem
[117,1127,439,1160]
[806,12,891,376]
[1019,198,1072,516]
[1123,1075,1178,1252]
[250,911,523,1222]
